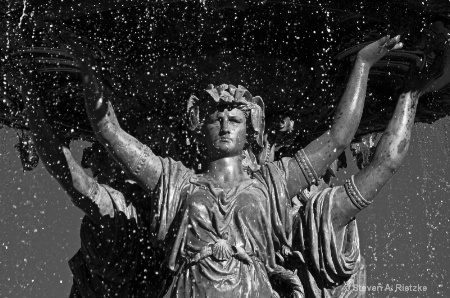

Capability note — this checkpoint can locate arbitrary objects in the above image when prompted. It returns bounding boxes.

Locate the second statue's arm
[5,71,114,223]
[288,36,403,195]
[73,43,162,192]
[330,54,443,243]
[329,90,418,254]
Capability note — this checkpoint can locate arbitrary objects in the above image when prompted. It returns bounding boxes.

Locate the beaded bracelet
[294,149,319,186]
[344,175,373,210]
[131,144,152,176]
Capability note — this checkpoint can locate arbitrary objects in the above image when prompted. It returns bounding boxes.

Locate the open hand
[357,35,403,67]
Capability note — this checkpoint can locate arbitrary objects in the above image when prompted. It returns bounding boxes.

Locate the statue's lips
[219,137,232,142]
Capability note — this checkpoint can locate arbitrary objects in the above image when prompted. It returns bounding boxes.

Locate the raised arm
[331,59,441,231]
[295,36,403,191]
[331,90,418,233]
[69,40,162,192]
[5,71,114,223]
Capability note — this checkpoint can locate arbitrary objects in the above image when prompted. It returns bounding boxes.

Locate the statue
[6,29,441,297]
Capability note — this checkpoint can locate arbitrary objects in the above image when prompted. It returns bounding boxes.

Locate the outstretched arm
[289,36,403,193]
[5,71,114,223]
[71,41,162,192]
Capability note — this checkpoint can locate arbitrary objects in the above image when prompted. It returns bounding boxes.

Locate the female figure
[71,35,412,297]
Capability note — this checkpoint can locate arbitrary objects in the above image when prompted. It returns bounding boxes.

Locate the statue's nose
[221,119,230,134]
[220,110,231,134]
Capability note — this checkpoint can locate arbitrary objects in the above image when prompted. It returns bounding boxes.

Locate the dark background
[1,116,449,297]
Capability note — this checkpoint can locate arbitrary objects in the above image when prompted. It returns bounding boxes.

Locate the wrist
[355,55,373,69]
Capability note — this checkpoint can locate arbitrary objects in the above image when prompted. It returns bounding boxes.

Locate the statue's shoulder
[250,162,285,187]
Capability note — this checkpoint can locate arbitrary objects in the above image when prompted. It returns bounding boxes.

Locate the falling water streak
[6,1,11,51]
[19,0,28,28]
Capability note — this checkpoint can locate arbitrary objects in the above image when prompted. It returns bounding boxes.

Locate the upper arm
[284,138,342,199]
[102,128,162,192]
[330,162,394,232]
[80,64,162,191]
[282,152,318,198]
[330,186,358,233]
[303,130,346,180]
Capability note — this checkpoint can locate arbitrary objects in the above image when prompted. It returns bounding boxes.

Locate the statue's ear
[187,95,201,131]
[251,96,265,147]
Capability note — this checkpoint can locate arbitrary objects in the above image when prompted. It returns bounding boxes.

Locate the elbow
[374,139,410,174]
[330,116,360,150]
[382,159,403,174]
[330,126,355,150]
[331,133,351,152]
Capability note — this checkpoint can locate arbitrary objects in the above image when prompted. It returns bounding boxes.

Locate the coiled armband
[294,149,319,187]
[130,144,152,176]
[344,175,373,210]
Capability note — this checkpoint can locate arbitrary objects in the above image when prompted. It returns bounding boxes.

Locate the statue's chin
[208,146,244,160]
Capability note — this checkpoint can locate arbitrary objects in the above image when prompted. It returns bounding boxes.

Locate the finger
[391,42,403,51]
[385,35,401,49]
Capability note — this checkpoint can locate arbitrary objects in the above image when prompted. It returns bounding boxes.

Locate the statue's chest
[185,185,267,237]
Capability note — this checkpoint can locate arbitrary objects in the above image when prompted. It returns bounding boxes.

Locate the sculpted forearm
[303,59,370,179]
[332,91,418,230]
[329,57,370,146]
[357,92,417,195]
[303,36,402,180]
[79,59,113,134]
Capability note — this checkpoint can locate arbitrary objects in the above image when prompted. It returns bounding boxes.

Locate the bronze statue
[72,34,413,298]
[8,31,440,297]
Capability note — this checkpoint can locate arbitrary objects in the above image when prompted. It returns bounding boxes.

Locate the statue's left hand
[357,35,403,67]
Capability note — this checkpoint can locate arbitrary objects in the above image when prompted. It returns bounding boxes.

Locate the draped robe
[69,154,366,297]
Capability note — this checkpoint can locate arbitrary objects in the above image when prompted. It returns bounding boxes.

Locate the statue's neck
[205,156,248,189]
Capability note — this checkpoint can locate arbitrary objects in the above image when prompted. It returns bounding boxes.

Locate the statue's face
[203,107,247,160]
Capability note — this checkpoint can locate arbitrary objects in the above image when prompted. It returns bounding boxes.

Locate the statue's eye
[229,116,243,123]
